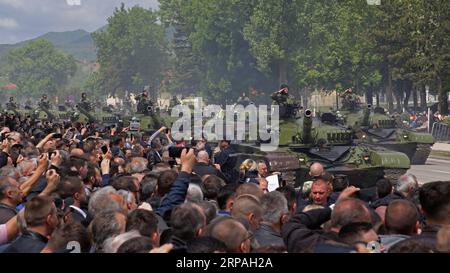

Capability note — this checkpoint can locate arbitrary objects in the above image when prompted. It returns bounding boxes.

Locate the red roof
[1,83,17,89]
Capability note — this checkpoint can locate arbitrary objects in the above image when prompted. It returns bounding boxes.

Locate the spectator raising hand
[50,150,62,168]
[180,148,196,174]
[40,169,60,196]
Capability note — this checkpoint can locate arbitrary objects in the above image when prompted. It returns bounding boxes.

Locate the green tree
[5,39,76,96]
[410,0,450,114]
[160,0,277,103]
[90,4,169,95]
[159,0,204,96]
[243,0,303,86]
[292,1,381,98]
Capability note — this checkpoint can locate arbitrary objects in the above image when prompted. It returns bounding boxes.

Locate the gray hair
[186,183,204,203]
[88,186,122,217]
[117,189,136,206]
[0,166,19,179]
[396,174,419,194]
[16,158,38,176]
[127,157,148,174]
[91,210,126,252]
[102,230,141,253]
[260,191,288,224]
[0,177,14,200]
[58,150,71,162]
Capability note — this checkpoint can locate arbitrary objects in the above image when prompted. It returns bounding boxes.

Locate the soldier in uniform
[169,95,180,109]
[271,84,290,106]
[79,92,92,111]
[271,84,298,119]
[24,99,33,110]
[237,92,252,107]
[6,97,17,110]
[39,94,51,109]
[136,89,154,114]
[341,88,360,111]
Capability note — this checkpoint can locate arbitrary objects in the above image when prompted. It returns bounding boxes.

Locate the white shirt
[70,205,87,219]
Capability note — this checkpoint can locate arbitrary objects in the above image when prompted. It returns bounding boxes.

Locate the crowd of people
[0,111,449,253]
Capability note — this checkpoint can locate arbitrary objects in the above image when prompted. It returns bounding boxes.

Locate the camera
[168,146,191,158]
[101,145,109,154]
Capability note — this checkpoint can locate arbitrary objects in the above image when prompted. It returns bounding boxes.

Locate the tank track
[410,143,432,165]
[383,168,408,185]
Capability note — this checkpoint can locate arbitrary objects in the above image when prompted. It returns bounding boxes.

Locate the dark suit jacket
[192,162,227,181]
[69,206,91,227]
[214,147,238,183]
[254,224,285,249]
[282,207,339,253]
[3,231,48,253]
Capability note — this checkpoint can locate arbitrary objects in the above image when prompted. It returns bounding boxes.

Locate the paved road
[408,157,450,184]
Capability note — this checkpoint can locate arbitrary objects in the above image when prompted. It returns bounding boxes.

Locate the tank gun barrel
[362,104,372,127]
[302,109,313,143]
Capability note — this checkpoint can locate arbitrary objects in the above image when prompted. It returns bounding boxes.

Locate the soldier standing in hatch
[6,97,17,110]
[271,84,298,118]
[79,92,92,111]
[39,94,51,109]
[271,84,290,106]
[169,95,180,110]
[237,92,252,107]
[136,89,155,114]
[341,88,360,111]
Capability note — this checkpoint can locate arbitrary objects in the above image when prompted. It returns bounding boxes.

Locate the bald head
[71,148,84,157]
[197,150,210,164]
[209,218,249,253]
[309,163,324,178]
[385,200,419,235]
[330,198,371,231]
[236,183,263,200]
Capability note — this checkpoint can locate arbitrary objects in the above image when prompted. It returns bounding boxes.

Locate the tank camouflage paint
[231,109,411,189]
[343,106,435,164]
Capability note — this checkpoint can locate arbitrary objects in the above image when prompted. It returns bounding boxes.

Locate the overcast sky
[0,0,159,44]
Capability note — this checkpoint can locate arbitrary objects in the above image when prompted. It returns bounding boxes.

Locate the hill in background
[0,29,96,62]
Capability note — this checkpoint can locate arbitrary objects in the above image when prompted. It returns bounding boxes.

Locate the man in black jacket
[254,191,289,249]
[214,140,237,184]
[57,176,89,227]
[169,203,206,251]
[193,150,227,181]
[282,186,371,253]
[4,196,58,253]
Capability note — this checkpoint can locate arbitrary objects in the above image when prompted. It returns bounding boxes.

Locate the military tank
[231,108,411,189]
[342,105,435,165]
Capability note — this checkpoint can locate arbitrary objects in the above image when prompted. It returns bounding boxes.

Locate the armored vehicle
[343,105,435,164]
[231,109,411,189]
